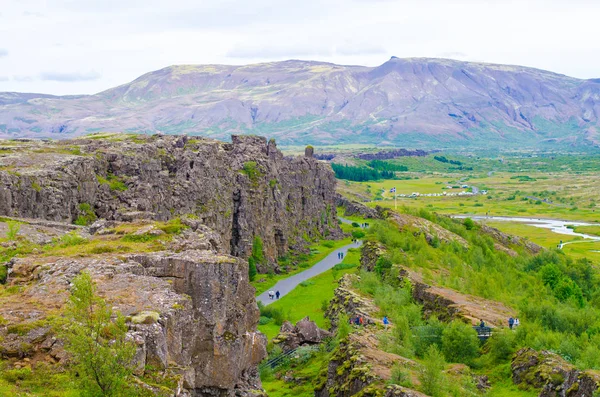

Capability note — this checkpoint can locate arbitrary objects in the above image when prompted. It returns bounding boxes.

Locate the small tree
[63,271,136,396]
[418,345,446,397]
[6,221,20,241]
[441,320,480,364]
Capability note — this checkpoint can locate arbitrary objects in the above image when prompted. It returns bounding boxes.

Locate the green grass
[252,237,352,296]
[261,350,331,397]
[573,225,600,237]
[257,248,360,340]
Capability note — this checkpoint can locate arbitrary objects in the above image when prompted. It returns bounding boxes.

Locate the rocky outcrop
[512,348,599,397]
[325,274,379,330]
[399,267,515,327]
[360,241,387,272]
[0,134,340,268]
[272,317,332,352]
[336,195,381,219]
[1,234,267,396]
[387,212,469,249]
[479,224,543,255]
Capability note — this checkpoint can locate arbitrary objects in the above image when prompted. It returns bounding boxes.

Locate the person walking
[275,290,280,299]
[268,290,274,300]
[479,319,485,328]
[508,317,515,330]
[514,318,520,327]
[383,316,389,329]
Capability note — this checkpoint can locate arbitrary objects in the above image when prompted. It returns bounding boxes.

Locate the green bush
[418,345,446,397]
[6,221,20,240]
[336,313,350,341]
[2,366,33,383]
[441,320,480,364]
[0,265,7,284]
[351,230,366,239]
[322,240,335,248]
[351,222,360,228]
[486,329,516,362]
[248,236,265,280]
[74,203,97,226]
[389,364,412,387]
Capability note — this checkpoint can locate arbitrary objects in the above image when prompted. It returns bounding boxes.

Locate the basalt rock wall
[0,134,340,266]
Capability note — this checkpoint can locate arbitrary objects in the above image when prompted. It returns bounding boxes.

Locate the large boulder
[273,317,332,352]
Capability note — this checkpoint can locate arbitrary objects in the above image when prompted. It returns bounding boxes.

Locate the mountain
[1,57,599,148]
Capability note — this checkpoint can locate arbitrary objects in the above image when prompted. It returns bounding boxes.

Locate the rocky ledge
[0,133,341,269]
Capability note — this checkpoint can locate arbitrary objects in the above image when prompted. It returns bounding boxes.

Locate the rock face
[0,134,340,267]
[325,274,379,330]
[511,348,599,397]
[360,241,387,272]
[336,195,381,219]
[0,222,267,396]
[399,267,516,327]
[272,317,332,352]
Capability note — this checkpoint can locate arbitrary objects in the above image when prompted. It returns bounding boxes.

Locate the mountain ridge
[1,57,599,148]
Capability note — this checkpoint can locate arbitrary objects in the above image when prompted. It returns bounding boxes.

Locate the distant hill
[1,57,599,148]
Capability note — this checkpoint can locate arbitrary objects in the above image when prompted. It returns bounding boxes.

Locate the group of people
[351,238,360,245]
[337,251,345,260]
[508,317,520,330]
[267,290,280,300]
[360,222,370,228]
[349,315,366,326]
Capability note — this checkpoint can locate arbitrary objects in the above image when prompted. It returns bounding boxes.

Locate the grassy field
[257,247,361,340]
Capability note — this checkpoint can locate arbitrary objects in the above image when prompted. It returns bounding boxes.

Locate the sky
[0,0,599,95]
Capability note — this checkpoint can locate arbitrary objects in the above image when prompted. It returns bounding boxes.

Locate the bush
[419,345,446,397]
[74,203,97,226]
[389,364,412,387]
[258,316,272,325]
[352,230,366,239]
[322,240,335,248]
[6,221,20,240]
[351,222,360,228]
[62,271,136,395]
[463,218,475,230]
[0,265,7,284]
[441,320,480,364]
[249,236,265,280]
[414,317,444,357]
[486,329,516,362]
[336,313,350,341]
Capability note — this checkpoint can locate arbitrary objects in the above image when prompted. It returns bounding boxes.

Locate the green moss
[131,311,160,324]
[97,173,128,192]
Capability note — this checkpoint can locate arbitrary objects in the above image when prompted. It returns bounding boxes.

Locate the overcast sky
[0,0,598,95]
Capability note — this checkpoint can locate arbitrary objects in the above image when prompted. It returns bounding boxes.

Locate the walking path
[257,236,362,306]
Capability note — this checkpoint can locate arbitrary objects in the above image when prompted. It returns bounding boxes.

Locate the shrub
[463,218,475,230]
[61,271,136,395]
[249,236,265,280]
[258,316,272,325]
[419,345,446,397]
[322,240,335,248]
[351,222,360,228]
[6,221,20,240]
[241,161,262,183]
[486,329,516,362]
[351,230,366,239]
[389,364,412,387]
[74,203,97,226]
[336,313,350,341]
[441,320,480,364]
[0,265,7,284]
[158,218,187,234]
[299,280,315,287]
[414,317,444,357]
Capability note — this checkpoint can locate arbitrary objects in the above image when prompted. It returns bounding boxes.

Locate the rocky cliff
[0,217,267,396]
[0,133,340,267]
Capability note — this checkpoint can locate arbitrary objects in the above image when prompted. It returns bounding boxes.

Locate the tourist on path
[514,318,520,327]
[383,316,389,329]
[268,290,275,300]
[275,290,280,299]
[508,317,515,330]
[479,319,485,328]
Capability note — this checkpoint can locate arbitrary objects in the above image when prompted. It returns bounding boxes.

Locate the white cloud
[0,0,599,95]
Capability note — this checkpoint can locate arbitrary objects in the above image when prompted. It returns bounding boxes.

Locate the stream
[455,215,600,245]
